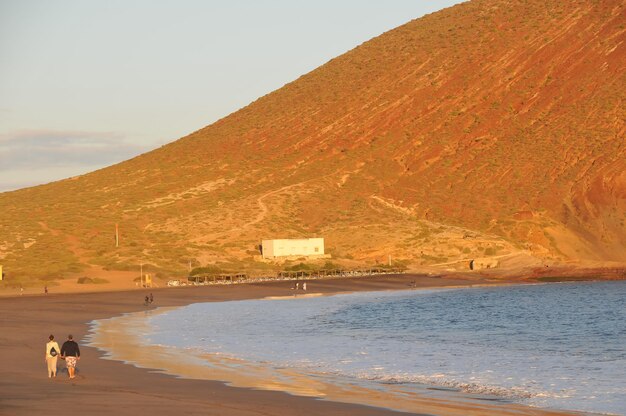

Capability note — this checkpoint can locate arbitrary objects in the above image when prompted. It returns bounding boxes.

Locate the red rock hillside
[0,0,624,282]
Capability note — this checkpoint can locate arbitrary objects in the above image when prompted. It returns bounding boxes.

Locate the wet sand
[0,274,584,416]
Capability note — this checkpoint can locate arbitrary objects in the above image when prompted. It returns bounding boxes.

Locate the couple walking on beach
[144,293,154,306]
[45,334,80,379]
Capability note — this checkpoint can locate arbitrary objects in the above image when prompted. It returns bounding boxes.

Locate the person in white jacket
[45,334,60,378]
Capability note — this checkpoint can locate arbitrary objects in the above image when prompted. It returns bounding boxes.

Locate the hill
[1,0,624,285]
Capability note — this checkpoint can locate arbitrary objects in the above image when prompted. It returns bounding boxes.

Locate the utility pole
[115,223,119,248]
[388,254,392,266]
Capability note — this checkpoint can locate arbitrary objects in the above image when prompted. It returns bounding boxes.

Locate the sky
[0,0,464,192]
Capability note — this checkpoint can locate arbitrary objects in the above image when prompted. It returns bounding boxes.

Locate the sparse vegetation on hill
[0,0,624,283]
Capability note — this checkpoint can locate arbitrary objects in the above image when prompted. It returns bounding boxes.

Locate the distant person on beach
[149,293,154,304]
[45,334,60,378]
[60,334,80,379]
[296,282,300,290]
[44,286,48,294]
[144,295,150,305]
[303,282,307,291]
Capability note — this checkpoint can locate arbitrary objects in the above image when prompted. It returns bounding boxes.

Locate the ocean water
[145,281,626,415]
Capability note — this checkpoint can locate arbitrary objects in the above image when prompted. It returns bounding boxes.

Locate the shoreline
[0,274,607,415]
[86,285,585,416]
[2,263,624,299]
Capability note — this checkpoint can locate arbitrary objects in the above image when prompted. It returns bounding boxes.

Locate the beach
[0,275,593,416]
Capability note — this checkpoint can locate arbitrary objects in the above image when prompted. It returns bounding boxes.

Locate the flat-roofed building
[261,238,325,259]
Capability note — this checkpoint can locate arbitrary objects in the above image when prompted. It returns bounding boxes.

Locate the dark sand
[0,275,581,416]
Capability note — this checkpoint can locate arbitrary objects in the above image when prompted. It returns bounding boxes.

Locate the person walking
[45,335,60,378]
[60,334,80,379]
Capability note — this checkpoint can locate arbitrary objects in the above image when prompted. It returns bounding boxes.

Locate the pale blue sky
[0,1,463,192]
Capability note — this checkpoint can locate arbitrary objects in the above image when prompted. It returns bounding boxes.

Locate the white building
[261,238,325,259]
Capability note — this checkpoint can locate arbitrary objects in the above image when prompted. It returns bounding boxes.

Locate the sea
[94,281,626,415]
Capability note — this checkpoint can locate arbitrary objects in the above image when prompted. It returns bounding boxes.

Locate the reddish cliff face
[1,0,624,279]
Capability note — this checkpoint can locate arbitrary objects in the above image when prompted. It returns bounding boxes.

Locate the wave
[358,372,540,400]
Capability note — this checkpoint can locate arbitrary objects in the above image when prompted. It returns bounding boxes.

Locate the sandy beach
[0,274,592,416]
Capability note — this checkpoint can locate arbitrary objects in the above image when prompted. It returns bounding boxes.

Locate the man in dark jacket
[60,334,80,379]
